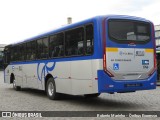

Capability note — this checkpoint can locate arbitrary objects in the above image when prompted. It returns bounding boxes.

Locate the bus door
[3,47,11,83]
[103,18,155,80]
[12,64,23,87]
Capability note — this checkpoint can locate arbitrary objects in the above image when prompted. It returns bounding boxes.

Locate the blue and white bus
[3,15,157,100]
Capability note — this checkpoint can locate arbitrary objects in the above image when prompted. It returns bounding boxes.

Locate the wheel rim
[48,82,54,96]
[13,80,16,89]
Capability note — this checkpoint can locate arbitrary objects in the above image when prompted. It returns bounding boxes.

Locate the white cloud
[0,0,160,44]
[131,0,160,25]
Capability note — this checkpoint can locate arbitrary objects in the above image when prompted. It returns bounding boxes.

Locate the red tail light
[103,53,106,69]
[103,53,114,77]
[148,23,156,76]
[102,18,114,77]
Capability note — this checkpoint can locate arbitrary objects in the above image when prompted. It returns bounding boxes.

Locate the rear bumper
[98,70,157,93]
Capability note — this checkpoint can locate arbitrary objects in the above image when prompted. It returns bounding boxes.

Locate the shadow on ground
[6,87,144,110]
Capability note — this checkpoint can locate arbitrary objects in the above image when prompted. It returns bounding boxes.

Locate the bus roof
[10,15,151,46]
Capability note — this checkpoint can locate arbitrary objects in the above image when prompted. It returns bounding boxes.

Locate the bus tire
[46,78,59,100]
[13,79,21,91]
[84,93,101,98]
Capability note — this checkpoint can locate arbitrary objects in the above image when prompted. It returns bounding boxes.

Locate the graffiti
[37,62,56,81]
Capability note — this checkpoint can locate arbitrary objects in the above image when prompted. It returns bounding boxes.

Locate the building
[0,44,6,69]
[155,25,160,45]
[0,44,6,57]
[155,25,160,84]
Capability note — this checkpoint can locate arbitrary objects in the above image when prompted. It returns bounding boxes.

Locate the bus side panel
[4,65,12,84]
[4,64,23,87]
[72,80,93,95]
[71,60,93,95]
[54,61,72,94]
[91,59,103,93]
[13,65,23,87]
[23,64,39,89]
[53,59,100,95]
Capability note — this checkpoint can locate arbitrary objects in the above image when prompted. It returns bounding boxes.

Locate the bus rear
[98,16,156,93]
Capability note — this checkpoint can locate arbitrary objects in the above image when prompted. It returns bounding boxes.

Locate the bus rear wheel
[13,79,21,91]
[46,78,59,100]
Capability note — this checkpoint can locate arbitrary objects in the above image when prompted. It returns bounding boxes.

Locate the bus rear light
[109,85,114,88]
[95,78,98,80]
[148,69,155,76]
[151,23,157,74]
[153,52,157,75]
[106,70,114,77]
[103,54,106,68]
[154,53,157,69]
[150,82,155,85]
[103,54,114,77]
[148,50,156,76]
[102,18,115,78]
[105,84,114,88]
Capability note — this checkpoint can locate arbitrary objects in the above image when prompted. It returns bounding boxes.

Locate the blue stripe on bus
[37,62,56,81]
[9,56,101,65]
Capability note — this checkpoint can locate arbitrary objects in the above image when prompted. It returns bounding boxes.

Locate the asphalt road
[0,71,160,119]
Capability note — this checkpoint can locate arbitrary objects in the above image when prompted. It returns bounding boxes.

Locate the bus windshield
[108,20,151,43]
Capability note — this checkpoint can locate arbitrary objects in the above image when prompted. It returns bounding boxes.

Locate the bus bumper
[97,70,157,93]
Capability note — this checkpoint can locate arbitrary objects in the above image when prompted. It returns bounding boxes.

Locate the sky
[0,0,160,44]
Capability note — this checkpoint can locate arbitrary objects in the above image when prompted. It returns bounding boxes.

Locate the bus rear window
[108,20,151,43]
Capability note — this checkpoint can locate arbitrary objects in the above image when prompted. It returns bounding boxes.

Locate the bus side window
[13,46,18,61]
[14,45,18,61]
[11,47,14,61]
[57,33,64,57]
[31,41,36,60]
[26,42,31,60]
[3,46,11,68]
[19,45,22,61]
[85,24,94,55]
[49,33,64,58]
[17,43,26,61]
[37,39,43,59]
[49,35,57,58]
[42,38,49,59]
[21,44,26,61]
[65,27,84,56]
[26,41,36,60]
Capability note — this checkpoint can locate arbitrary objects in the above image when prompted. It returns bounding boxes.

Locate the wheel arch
[45,74,54,91]
[10,73,15,84]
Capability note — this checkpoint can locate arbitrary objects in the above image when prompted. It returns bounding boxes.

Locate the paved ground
[0,71,160,119]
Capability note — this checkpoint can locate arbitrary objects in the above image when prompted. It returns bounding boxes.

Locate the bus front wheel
[13,80,21,91]
[46,78,59,100]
